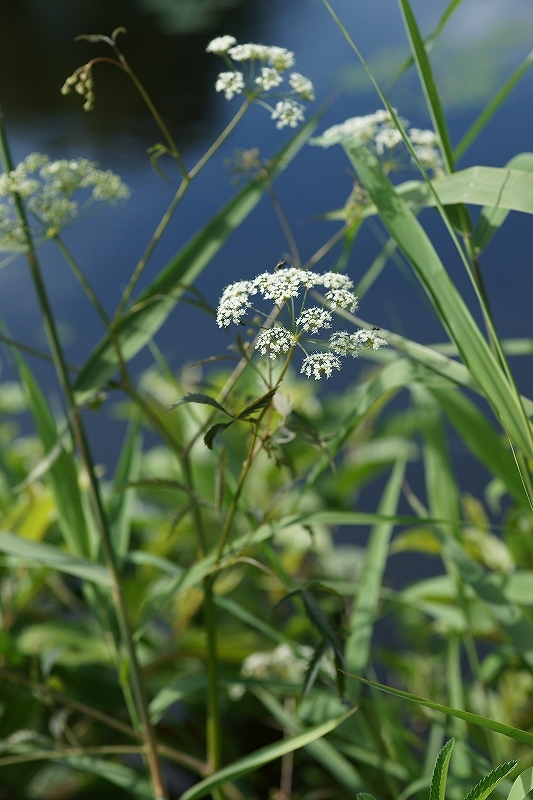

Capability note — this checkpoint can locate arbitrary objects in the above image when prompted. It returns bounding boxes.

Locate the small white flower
[375,126,403,155]
[351,328,389,351]
[241,644,308,682]
[325,288,358,312]
[301,352,342,380]
[411,145,444,176]
[228,43,270,61]
[256,326,296,358]
[319,271,354,290]
[271,99,305,129]
[267,46,295,72]
[296,307,332,333]
[289,72,315,101]
[408,128,439,147]
[329,331,360,357]
[215,71,245,100]
[206,35,237,54]
[255,67,283,92]
[255,267,318,305]
[228,682,246,701]
[216,279,256,327]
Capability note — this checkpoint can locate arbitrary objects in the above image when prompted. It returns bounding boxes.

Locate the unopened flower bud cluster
[61,65,94,111]
[216,265,387,380]
[311,109,444,177]
[206,35,314,130]
[0,153,130,249]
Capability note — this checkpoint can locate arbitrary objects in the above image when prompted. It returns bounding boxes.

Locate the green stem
[0,105,168,800]
[55,236,111,327]
[117,98,252,315]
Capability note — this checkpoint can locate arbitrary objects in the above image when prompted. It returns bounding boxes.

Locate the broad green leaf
[352,675,533,747]
[507,766,533,800]
[463,761,518,800]
[108,412,142,561]
[0,531,112,586]
[429,740,455,800]
[345,456,407,700]
[13,353,90,556]
[73,112,323,403]
[343,138,533,460]
[252,687,362,796]
[398,0,454,173]
[179,706,357,800]
[472,153,533,254]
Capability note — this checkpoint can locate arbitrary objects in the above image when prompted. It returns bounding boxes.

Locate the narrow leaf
[352,675,533,747]
[429,740,455,800]
[179,708,356,800]
[108,412,142,561]
[0,531,112,586]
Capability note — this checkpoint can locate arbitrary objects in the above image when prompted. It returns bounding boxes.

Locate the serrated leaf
[171,393,231,415]
[204,422,233,450]
[429,740,455,800]
[463,761,518,800]
[237,388,278,419]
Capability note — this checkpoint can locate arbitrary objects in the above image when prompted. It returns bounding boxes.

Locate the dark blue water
[1,0,532,502]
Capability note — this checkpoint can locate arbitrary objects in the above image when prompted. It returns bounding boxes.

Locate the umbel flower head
[216,264,387,380]
[0,153,130,250]
[310,109,444,177]
[205,35,314,130]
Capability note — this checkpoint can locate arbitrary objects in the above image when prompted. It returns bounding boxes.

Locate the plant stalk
[0,105,168,800]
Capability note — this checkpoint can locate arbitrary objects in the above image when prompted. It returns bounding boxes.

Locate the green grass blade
[398,0,454,173]
[0,531,112,586]
[351,676,533,747]
[179,706,357,800]
[429,739,455,800]
[472,154,533,255]
[391,0,464,84]
[108,412,142,562]
[342,138,533,460]
[252,687,362,795]
[345,455,407,700]
[454,49,533,162]
[507,766,533,800]
[463,761,518,800]
[72,111,324,403]
[213,594,295,646]
[13,352,90,556]
[428,386,529,506]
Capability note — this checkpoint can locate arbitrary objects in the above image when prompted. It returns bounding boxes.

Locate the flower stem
[0,104,168,800]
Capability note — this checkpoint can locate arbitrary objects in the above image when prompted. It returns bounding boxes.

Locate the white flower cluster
[205,35,314,130]
[311,110,444,177]
[216,265,387,379]
[0,153,130,247]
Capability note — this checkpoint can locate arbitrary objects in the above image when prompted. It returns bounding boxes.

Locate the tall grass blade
[397,0,454,173]
[342,138,533,460]
[12,352,90,556]
[0,531,112,586]
[179,707,357,800]
[345,455,407,700]
[108,412,142,562]
[351,676,533,747]
[454,49,533,162]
